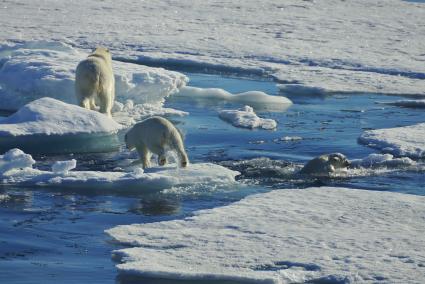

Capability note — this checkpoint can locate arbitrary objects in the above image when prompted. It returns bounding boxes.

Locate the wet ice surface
[1,73,425,283]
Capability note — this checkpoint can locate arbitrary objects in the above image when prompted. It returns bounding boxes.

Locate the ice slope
[0,97,123,153]
[1,0,424,95]
[219,106,277,130]
[106,187,425,283]
[0,41,187,111]
[0,149,239,192]
[0,97,122,136]
[359,123,425,159]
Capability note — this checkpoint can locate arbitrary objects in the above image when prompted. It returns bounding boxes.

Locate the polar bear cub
[300,153,350,176]
[75,47,115,117]
[125,116,189,169]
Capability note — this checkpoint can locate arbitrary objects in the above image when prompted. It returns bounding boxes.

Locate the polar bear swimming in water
[124,116,189,169]
[300,153,350,176]
[75,47,115,117]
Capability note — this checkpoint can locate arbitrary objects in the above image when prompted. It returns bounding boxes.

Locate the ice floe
[107,187,425,283]
[0,97,123,153]
[177,86,292,112]
[350,153,416,169]
[1,1,425,96]
[359,123,425,159]
[0,149,239,192]
[219,106,277,130]
[0,41,187,114]
[379,99,425,108]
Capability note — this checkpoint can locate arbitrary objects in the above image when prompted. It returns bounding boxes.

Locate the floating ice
[177,86,292,112]
[107,187,425,283]
[0,41,187,112]
[0,97,123,153]
[350,153,416,169]
[51,159,77,174]
[0,149,239,192]
[0,148,35,173]
[379,99,425,108]
[219,106,277,130]
[359,123,425,158]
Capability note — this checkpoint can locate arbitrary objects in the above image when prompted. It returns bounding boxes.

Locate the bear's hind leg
[99,91,113,117]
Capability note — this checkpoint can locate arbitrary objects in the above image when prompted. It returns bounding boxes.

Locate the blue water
[1,73,424,283]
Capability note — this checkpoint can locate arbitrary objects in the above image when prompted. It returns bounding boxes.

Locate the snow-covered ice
[219,106,277,130]
[0,149,239,192]
[0,97,123,153]
[359,123,425,159]
[0,97,122,136]
[177,86,292,111]
[0,41,187,113]
[1,1,424,96]
[107,187,425,283]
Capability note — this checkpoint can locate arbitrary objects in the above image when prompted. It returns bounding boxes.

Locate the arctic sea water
[0,73,424,283]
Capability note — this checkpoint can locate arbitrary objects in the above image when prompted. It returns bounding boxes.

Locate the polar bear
[300,153,350,176]
[75,47,115,117]
[124,116,189,169]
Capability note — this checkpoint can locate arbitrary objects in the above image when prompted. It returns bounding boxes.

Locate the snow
[177,86,292,111]
[0,41,187,113]
[219,106,277,130]
[1,1,424,96]
[106,187,425,283]
[359,123,425,159]
[0,97,123,136]
[0,149,239,192]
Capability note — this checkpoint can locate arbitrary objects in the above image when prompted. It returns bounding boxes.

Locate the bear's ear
[106,48,110,53]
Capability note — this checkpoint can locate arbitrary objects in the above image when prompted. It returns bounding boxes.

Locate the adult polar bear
[75,47,115,117]
[125,116,189,169]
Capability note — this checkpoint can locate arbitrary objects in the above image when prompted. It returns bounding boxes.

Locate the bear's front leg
[136,144,151,169]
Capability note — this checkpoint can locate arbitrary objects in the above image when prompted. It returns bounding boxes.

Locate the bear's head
[328,153,350,168]
[89,47,112,62]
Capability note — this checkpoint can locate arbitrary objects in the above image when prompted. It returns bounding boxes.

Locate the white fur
[125,116,189,168]
[300,153,350,176]
[75,47,115,117]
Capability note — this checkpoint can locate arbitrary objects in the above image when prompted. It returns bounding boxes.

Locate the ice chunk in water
[51,159,77,174]
[219,105,277,130]
[0,148,35,174]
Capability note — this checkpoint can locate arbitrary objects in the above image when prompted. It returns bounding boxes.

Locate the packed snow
[177,86,292,111]
[0,149,239,192]
[359,123,425,159]
[107,187,425,283]
[1,1,424,96]
[0,41,187,113]
[219,106,277,130]
[0,97,122,136]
